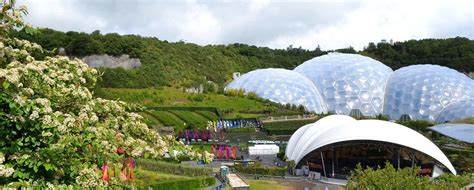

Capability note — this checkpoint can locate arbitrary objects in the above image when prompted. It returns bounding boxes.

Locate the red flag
[101,163,109,182]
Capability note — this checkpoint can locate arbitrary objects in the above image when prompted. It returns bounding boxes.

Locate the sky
[20,0,474,50]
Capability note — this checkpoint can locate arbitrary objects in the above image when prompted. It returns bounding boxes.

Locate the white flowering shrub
[0,0,212,187]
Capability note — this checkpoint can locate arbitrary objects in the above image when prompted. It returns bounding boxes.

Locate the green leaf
[24,26,39,35]
[2,81,10,89]
[44,163,52,171]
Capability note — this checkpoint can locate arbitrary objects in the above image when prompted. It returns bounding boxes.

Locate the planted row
[135,159,214,177]
[232,165,286,176]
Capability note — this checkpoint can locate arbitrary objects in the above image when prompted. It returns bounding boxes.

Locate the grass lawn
[130,168,190,185]
[246,180,295,190]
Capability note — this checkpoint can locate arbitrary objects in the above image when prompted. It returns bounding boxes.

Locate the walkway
[261,114,319,123]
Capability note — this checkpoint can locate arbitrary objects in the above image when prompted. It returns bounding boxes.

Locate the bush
[347,163,431,189]
[246,92,259,100]
[224,89,245,97]
[347,162,474,189]
[188,94,205,102]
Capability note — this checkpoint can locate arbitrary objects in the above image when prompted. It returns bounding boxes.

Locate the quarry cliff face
[82,54,141,69]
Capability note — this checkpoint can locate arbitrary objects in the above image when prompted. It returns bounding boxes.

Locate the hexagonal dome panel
[294,53,393,116]
[435,99,474,124]
[225,68,328,113]
[383,65,474,122]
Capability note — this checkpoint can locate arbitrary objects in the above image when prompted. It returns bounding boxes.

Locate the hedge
[232,165,286,176]
[145,106,222,118]
[226,128,256,133]
[137,176,215,190]
[265,129,298,135]
[136,159,213,177]
[263,119,317,135]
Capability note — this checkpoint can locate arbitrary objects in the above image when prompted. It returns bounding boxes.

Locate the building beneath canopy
[286,115,456,179]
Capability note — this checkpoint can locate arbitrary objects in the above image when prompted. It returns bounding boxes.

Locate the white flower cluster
[0,35,212,187]
[0,153,14,177]
[75,166,103,188]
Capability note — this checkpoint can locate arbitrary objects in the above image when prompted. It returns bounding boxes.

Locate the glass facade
[383,65,474,122]
[294,53,393,116]
[226,54,473,121]
[225,68,328,113]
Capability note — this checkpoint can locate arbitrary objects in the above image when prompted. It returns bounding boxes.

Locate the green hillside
[94,87,293,115]
[94,87,305,130]
[12,29,473,89]
[12,28,325,88]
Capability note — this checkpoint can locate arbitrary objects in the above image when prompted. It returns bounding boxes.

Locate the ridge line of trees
[11,29,474,89]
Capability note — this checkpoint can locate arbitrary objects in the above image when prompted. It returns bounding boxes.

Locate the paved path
[261,115,318,123]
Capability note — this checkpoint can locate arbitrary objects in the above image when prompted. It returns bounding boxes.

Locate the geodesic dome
[225,68,328,113]
[294,53,393,116]
[435,99,474,124]
[383,65,474,122]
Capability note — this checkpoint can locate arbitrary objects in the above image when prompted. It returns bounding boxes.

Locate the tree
[0,1,211,187]
[347,162,473,189]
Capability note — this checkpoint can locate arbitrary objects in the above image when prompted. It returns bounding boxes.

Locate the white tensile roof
[285,115,456,175]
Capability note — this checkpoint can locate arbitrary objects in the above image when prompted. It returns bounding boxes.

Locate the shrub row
[263,119,317,135]
[263,119,317,130]
[194,110,219,120]
[147,111,184,128]
[265,129,298,135]
[226,128,256,133]
[137,176,215,190]
[135,159,214,177]
[146,106,219,114]
[169,110,208,129]
[232,165,286,176]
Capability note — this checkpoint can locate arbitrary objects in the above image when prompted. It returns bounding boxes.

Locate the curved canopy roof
[286,115,456,175]
[225,68,327,113]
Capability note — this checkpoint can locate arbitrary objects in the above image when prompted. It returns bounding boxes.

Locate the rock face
[82,54,141,69]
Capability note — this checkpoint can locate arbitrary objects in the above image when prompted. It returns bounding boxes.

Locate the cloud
[20,0,473,50]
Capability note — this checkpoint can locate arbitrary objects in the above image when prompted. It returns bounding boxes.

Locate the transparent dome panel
[383,65,474,122]
[294,53,393,116]
[225,68,328,114]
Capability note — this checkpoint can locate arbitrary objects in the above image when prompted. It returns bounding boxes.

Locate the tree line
[11,29,474,88]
